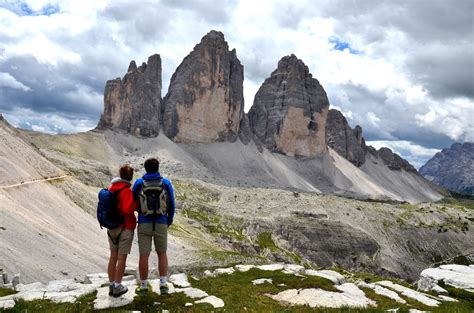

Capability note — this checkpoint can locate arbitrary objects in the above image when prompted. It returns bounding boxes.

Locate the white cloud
[367,140,441,169]
[0,72,30,91]
[0,0,471,155]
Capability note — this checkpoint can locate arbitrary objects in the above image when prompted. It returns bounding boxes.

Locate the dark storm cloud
[327,82,458,150]
[318,0,474,100]
[0,56,102,118]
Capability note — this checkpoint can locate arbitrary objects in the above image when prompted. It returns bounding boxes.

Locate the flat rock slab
[376,281,440,307]
[269,283,375,308]
[0,299,15,309]
[235,264,255,272]
[283,264,305,275]
[175,287,209,299]
[419,264,474,291]
[256,264,285,271]
[170,273,190,287]
[304,269,346,285]
[195,295,225,308]
[252,278,273,285]
[93,280,137,310]
[358,281,406,304]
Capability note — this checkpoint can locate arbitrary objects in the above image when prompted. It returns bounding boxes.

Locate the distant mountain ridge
[420,142,474,195]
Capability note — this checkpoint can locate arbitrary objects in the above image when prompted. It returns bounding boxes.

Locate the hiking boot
[113,284,128,297]
[159,284,169,295]
[109,284,113,296]
[135,285,152,296]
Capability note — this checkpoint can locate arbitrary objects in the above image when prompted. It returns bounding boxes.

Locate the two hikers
[101,158,175,298]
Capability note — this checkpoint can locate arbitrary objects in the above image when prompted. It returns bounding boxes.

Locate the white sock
[141,280,148,288]
[109,281,115,286]
[114,282,121,288]
[160,276,167,286]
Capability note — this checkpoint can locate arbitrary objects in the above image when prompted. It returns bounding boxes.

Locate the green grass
[257,232,279,252]
[0,288,16,297]
[190,267,339,312]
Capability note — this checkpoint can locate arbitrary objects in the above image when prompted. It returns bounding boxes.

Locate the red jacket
[108,181,137,230]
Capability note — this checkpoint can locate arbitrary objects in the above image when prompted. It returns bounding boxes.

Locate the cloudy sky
[0,0,473,168]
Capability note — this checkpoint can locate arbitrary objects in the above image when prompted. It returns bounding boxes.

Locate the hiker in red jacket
[107,164,137,297]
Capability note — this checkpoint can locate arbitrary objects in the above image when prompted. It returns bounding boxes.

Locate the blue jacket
[132,172,175,225]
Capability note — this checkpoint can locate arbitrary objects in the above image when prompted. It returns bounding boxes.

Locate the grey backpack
[138,179,168,218]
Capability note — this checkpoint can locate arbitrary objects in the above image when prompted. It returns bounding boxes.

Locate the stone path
[0,263,470,310]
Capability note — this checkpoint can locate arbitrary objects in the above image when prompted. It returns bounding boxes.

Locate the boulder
[162,30,244,144]
[248,54,329,157]
[97,54,162,137]
[326,109,366,166]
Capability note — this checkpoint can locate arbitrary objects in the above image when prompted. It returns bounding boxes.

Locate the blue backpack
[97,187,127,229]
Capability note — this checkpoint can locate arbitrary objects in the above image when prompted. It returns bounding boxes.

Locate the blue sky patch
[329,37,361,54]
[1,1,60,16]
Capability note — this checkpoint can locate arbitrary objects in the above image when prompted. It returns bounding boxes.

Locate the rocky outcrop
[366,146,417,172]
[248,54,330,157]
[162,31,244,144]
[97,54,162,137]
[325,109,366,166]
[419,142,474,195]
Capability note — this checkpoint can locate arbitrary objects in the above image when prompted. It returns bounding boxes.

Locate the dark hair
[119,164,134,181]
[144,158,159,173]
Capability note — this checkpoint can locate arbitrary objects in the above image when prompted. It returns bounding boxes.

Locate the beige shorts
[137,223,168,254]
[108,228,134,255]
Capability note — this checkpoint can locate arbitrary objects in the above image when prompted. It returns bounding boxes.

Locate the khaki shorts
[137,223,168,254]
[108,228,134,255]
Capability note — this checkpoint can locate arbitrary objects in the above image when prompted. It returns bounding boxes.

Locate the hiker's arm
[132,179,142,200]
[119,189,137,215]
[166,180,175,226]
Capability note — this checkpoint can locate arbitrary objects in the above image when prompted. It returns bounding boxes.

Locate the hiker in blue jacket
[132,158,175,295]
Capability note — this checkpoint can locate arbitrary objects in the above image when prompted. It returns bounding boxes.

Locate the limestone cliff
[325,109,367,166]
[162,31,244,143]
[97,54,162,137]
[420,142,474,194]
[248,54,330,157]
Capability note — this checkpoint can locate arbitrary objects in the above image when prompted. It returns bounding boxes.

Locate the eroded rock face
[97,54,162,137]
[371,147,417,172]
[419,142,474,195]
[248,54,329,157]
[162,30,244,144]
[326,109,366,166]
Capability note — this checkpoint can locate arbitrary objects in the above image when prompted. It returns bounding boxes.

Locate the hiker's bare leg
[158,251,168,277]
[108,250,118,282]
[139,253,150,281]
[114,253,128,283]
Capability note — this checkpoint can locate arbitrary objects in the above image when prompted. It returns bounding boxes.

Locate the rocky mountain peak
[248,54,329,157]
[420,142,474,195]
[97,54,162,137]
[326,109,367,166]
[162,30,244,143]
[275,54,312,79]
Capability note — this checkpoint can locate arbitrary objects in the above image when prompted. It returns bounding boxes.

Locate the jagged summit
[248,54,329,157]
[162,30,244,143]
[97,54,162,137]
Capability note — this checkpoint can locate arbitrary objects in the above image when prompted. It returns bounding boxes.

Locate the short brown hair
[119,164,134,181]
